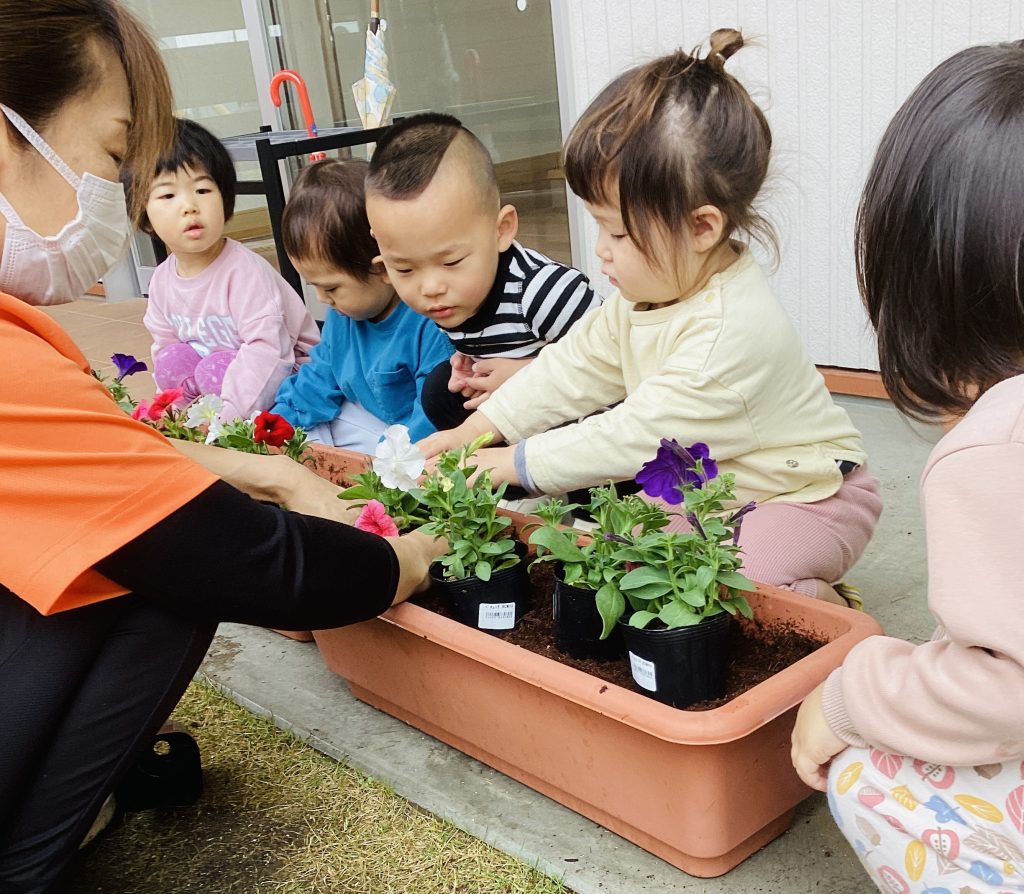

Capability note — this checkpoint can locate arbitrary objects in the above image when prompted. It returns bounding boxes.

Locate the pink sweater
[823,374,1024,765]
[144,238,320,421]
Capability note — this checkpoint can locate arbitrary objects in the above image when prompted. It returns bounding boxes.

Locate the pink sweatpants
[153,343,237,404]
[653,465,882,596]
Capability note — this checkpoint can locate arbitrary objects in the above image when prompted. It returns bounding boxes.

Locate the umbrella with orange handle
[269,69,326,162]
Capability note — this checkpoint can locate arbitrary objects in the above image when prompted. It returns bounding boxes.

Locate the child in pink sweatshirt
[791,40,1024,892]
[142,119,319,422]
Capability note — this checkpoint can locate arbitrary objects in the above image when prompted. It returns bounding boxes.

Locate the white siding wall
[554,1,1023,370]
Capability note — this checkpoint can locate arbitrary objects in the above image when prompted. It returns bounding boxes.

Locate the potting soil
[413,562,827,711]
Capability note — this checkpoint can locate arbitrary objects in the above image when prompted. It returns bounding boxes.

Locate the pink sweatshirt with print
[823,374,1024,766]
[143,238,320,422]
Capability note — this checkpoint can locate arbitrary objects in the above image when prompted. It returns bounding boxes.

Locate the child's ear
[688,205,726,254]
[496,204,519,251]
[370,254,390,283]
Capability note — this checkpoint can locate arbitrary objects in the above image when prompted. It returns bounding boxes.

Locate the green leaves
[337,469,429,532]
[595,582,625,639]
[526,458,758,633]
[528,525,586,564]
[416,438,523,582]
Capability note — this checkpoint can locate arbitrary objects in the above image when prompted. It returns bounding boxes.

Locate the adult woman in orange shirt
[0,3,443,891]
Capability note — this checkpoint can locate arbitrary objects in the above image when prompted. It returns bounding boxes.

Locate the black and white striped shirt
[446,242,602,359]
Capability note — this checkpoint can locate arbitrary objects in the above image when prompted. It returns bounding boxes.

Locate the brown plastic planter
[315,588,880,877]
[306,445,883,876]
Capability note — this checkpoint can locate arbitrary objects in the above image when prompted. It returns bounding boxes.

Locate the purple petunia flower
[634,439,718,504]
[729,501,757,543]
[111,352,148,379]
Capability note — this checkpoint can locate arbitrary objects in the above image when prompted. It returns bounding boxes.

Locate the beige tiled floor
[43,296,157,403]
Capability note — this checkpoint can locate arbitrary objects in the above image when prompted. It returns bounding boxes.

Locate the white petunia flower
[204,418,225,445]
[185,394,225,429]
[373,424,425,491]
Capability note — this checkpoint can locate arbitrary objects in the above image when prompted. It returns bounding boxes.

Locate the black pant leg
[420,359,472,431]
[0,588,215,894]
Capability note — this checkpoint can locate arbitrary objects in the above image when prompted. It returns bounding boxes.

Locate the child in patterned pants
[791,39,1024,893]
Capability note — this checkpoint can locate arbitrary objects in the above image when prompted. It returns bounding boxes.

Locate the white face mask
[0,103,131,306]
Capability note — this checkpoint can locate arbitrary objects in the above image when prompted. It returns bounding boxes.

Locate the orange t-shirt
[0,292,218,615]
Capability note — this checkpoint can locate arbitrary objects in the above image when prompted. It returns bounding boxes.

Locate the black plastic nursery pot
[430,541,530,633]
[619,611,731,709]
[552,568,625,661]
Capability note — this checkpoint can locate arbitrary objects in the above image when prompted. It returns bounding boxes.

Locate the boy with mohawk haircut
[366,112,602,432]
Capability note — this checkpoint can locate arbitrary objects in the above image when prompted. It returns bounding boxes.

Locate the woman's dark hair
[0,0,174,221]
[140,118,237,230]
[563,29,774,271]
[856,40,1024,420]
[282,158,380,283]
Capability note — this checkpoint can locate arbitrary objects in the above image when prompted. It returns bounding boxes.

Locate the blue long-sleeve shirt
[271,301,454,442]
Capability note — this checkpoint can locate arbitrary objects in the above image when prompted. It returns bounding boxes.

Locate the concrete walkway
[199,395,942,894]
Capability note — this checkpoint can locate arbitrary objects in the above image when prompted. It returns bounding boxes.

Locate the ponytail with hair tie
[706,27,744,70]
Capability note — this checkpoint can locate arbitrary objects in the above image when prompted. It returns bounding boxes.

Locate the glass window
[262,0,570,264]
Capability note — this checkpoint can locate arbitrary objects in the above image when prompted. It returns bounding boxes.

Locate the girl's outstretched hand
[416,412,500,459]
[790,683,848,792]
[469,445,519,487]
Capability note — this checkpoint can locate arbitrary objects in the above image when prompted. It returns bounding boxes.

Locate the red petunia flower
[355,500,400,537]
[147,388,184,420]
[252,411,295,448]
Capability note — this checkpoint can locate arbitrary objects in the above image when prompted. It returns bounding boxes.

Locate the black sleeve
[96,480,399,630]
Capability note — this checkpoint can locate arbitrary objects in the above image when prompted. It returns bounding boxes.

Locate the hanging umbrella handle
[270,69,319,139]
[370,0,380,34]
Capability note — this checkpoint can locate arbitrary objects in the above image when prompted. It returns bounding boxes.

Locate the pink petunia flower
[355,500,400,537]
[131,400,151,421]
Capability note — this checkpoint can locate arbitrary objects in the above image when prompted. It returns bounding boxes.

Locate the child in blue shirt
[271,158,453,449]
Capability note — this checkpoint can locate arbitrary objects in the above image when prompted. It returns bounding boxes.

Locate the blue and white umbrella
[352,0,396,131]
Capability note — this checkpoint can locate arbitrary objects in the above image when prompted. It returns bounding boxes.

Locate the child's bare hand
[462,357,532,410]
[790,684,848,792]
[466,356,532,387]
[467,445,519,487]
[447,352,475,395]
[415,413,502,459]
[417,429,466,461]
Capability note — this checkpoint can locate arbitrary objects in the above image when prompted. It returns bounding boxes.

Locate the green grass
[67,681,567,893]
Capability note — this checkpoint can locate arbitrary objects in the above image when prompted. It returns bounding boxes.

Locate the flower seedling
[93,352,147,413]
[530,440,756,637]
[417,433,521,582]
[338,425,429,532]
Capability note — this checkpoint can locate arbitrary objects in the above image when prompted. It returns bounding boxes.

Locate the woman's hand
[170,440,359,524]
[387,529,447,604]
[415,412,501,459]
[790,683,848,792]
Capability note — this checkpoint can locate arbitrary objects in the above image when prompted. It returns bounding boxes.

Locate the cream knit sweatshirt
[482,249,866,505]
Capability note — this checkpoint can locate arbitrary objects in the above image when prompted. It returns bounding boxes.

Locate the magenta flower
[355,500,400,537]
[111,353,147,379]
[635,440,718,504]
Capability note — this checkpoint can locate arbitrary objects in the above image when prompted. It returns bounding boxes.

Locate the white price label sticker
[628,652,658,691]
[478,602,516,630]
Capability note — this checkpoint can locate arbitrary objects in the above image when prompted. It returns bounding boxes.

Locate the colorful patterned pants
[828,746,1024,892]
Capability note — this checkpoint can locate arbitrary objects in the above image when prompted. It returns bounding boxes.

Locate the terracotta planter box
[305,444,883,876]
